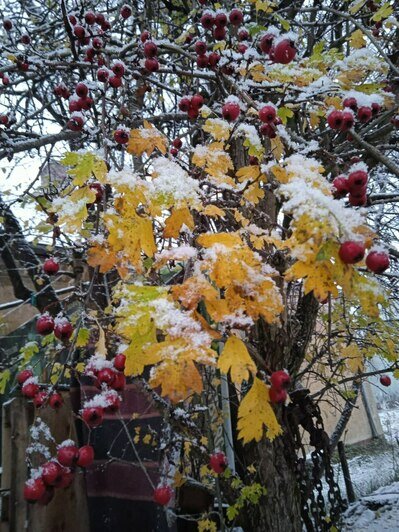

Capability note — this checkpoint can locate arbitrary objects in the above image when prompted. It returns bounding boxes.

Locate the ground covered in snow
[340,407,399,530]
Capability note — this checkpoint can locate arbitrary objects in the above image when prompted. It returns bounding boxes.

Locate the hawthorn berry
[229,9,243,26]
[348,170,368,190]
[348,194,367,207]
[259,105,277,123]
[338,241,365,264]
[57,444,79,467]
[48,392,63,409]
[43,258,59,275]
[42,461,63,486]
[343,97,357,111]
[269,387,287,404]
[33,391,48,408]
[341,111,354,132]
[366,251,390,274]
[17,369,33,385]
[36,314,55,335]
[3,19,13,31]
[82,406,104,428]
[75,82,88,98]
[178,97,191,112]
[140,30,150,43]
[209,452,227,474]
[120,5,132,19]
[84,11,96,25]
[332,176,350,199]
[77,445,95,467]
[209,52,221,67]
[172,138,183,150]
[144,58,159,72]
[196,54,209,68]
[327,110,343,130]
[215,13,228,27]
[213,26,226,41]
[97,368,115,386]
[260,33,274,54]
[112,372,126,391]
[24,478,46,503]
[380,375,391,387]
[109,75,122,88]
[195,41,207,55]
[200,12,214,30]
[270,370,291,390]
[54,319,73,341]
[112,61,125,77]
[357,106,372,123]
[143,41,157,58]
[153,485,173,506]
[114,128,130,144]
[222,102,240,122]
[274,39,296,64]
[22,381,40,398]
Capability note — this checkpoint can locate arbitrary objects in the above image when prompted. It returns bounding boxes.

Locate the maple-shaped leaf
[61,151,107,186]
[51,186,96,232]
[200,205,226,218]
[341,344,364,374]
[171,276,218,310]
[127,120,167,156]
[218,335,256,385]
[197,232,243,249]
[202,118,232,141]
[164,207,194,238]
[124,317,159,376]
[237,377,282,443]
[87,244,119,274]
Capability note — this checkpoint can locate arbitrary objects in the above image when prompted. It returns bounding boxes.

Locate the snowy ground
[341,408,399,531]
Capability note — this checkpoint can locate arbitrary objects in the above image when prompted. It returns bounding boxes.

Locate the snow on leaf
[61,152,107,187]
[202,118,232,141]
[237,377,282,443]
[218,336,256,385]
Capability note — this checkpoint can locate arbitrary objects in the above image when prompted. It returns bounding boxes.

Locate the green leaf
[273,13,291,31]
[76,327,90,348]
[19,341,39,366]
[277,106,294,125]
[248,24,267,37]
[0,370,11,394]
[371,2,393,22]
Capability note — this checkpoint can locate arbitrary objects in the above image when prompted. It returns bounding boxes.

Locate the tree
[1,0,399,530]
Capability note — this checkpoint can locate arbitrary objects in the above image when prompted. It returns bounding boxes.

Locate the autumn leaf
[61,151,107,186]
[237,377,282,443]
[200,204,225,218]
[127,120,167,156]
[164,207,194,238]
[0,370,11,395]
[341,344,364,373]
[218,335,256,385]
[202,118,232,141]
[347,29,366,49]
[197,232,243,249]
[270,135,285,160]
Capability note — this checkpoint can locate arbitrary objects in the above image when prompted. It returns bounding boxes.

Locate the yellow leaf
[347,29,366,49]
[371,2,393,22]
[237,377,282,443]
[203,118,232,141]
[236,165,260,183]
[197,232,243,249]
[341,344,364,374]
[127,120,167,156]
[164,207,194,239]
[95,325,107,358]
[171,277,218,310]
[198,519,217,532]
[218,336,256,385]
[201,205,225,218]
[270,135,284,160]
[124,317,158,376]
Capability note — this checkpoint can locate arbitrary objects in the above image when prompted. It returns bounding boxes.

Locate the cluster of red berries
[338,241,390,273]
[259,32,297,64]
[80,354,126,428]
[17,369,64,409]
[97,60,126,88]
[199,8,244,42]
[170,138,182,157]
[68,11,111,47]
[178,94,204,120]
[327,96,383,133]
[332,168,369,207]
[268,370,291,403]
[143,41,159,73]
[258,104,282,138]
[24,440,94,505]
[36,313,73,340]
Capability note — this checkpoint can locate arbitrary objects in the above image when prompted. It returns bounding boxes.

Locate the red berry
[84,11,96,25]
[43,258,59,275]
[327,110,344,130]
[95,13,105,25]
[341,111,354,132]
[2,76,10,86]
[22,382,39,398]
[380,375,391,387]
[259,105,276,123]
[270,370,291,390]
[109,75,122,88]
[75,82,88,98]
[140,30,150,43]
[144,58,159,72]
[33,391,48,408]
[237,44,248,54]
[54,319,73,341]
[348,194,367,207]
[191,94,204,109]
[112,62,125,77]
[112,372,126,391]
[238,29,249,41]
[348,170,368,190]
[58,468,75,488]
[332,176,350,199]
[260,123,276,138]
[343,97,357,111]
[104,392,120,412]
[338,241,365,264]
[97,67,109,82]
[79,96,93,110]
[114,128,130,144]
[274,39,296,64]
[67,115,84,132]
[366,251,389,274]
[213,26,226,41]
[349,185,367,199]
[371,102,381,115]
[215,13,228,27]
[68,14,77,25]
[57,444,79,467]
[97,368,115,386]
[17,369,33,385]
[200,12,214,30]
[82,407,104,428]
[197,54,209,68]
[391,115,399,128]
[209,452,227,474]
[249,156,259,165]
[48,392,63,410]
[92,37,103,49]
[73,25,86,40]
[179,97,191,112]
[36,314,55,335]
[89,182,104,203]
[172,138,183,150]
[38,487,55,505]
[187,107,199,120]
[77,445,95,467]
[0,114,9,126]
[260,33,274,54]
[209,52,221,67]
[357,106,372,123]
[195,41,207,55]
[21,34,31,45]
[144,41,157,58]
[229,9,243,27]
[120,5,132,19]
[42,461,63,486]
[222,102,240,122]
[269,387,287,404]
[69,98,82,112]
[170,148,178,157]
[24,478,46,503]
[3,19,13,31]
[153,485,173,506]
